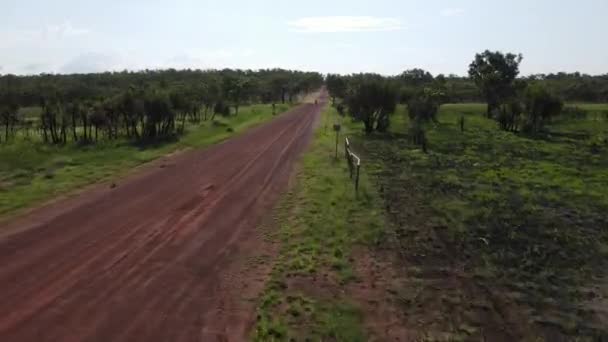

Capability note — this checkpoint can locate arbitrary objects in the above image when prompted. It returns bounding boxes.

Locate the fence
[344,137,361,192]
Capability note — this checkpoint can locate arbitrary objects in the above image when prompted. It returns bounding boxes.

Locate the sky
[0,0,606,76]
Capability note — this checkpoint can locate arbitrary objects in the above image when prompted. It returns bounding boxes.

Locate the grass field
[565,103,608,111]
[253,105,387,341]
[0,103,291,218]
[17,106,43,120]
[253,102,608,339]
[356,103,608,339]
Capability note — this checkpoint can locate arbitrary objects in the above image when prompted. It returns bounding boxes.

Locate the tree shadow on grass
[129,134,181,151]
[524,130,590,144]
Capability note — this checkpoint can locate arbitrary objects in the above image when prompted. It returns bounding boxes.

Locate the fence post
[355,164,360,192]
[344,138,349,160]
[335,130,339,160]
[333,124,341,160]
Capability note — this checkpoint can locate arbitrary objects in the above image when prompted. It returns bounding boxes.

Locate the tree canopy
[468,50,523,117]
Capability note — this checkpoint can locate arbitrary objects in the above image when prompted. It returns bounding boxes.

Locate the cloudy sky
[0,0,606,76]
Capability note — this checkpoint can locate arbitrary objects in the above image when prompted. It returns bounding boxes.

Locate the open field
[249,101,608,340]
[352,103,608,339]
[0,103,291,218]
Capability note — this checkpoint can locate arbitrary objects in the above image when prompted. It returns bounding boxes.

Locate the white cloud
[164,48,256,69]
[0,21,90,48]
[440,8,465,17]
[336,42,355,48]
[61,52,126,74]
[288,16,403,33]
[44,22,89,38]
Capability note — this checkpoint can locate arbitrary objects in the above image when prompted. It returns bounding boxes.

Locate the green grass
[18,106,43,120]
[565,103,608,111]
[253,105,385,341]
[356,103,608,339]
[0,103,291,219]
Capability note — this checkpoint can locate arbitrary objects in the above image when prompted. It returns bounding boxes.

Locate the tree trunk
[124,116,131,138]
[61,120,67,144]
[181,112,186,133]
[487,102,499,118]
[49,117,58,144]
[71,112,78,142]
[131,120,140,140]
[81,114,88,142]
[42,123,48,143]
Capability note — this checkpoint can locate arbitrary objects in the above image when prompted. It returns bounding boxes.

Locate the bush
[214,101,231,117]
[522,85,563,133]
[496,101,523,132]
[406,87,444,123]
[345,79,397,134]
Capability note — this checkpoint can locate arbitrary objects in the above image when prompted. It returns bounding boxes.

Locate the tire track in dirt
[0,96,327,342]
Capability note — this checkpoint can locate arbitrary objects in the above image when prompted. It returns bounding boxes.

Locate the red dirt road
[0,99,325,341]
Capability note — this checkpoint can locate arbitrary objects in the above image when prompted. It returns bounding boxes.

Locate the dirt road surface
[0,97,325,342]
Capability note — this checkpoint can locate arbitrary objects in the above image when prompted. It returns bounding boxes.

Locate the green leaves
[469,50,524,117]
[344,77,398,133]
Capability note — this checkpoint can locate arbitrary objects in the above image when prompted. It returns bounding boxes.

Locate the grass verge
[0,103,291,218]
[253,105,386,341]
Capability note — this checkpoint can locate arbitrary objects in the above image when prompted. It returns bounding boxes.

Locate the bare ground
[0,100,323,342]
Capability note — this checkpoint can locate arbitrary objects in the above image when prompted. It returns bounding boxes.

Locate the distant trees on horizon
[0,68,324,145]
[327,50,605,145]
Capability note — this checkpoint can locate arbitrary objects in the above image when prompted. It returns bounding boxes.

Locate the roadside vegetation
[0,69,323,146]
[0,103,292,217]
[317,51,608,339]
[253,105,387,341]
[0,69,323,217]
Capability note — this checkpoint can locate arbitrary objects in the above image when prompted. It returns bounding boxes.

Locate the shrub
[522,85,563,133]
[214,101,231,117]
[345,79,397,134]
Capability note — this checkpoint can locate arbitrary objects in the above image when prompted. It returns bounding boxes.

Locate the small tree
[406,87,444,151]
[214,101,230,117]
[469,50,523,118]
[326,74,347,104]
[90,106,108,142]
[0,92,20,142]
[345,79,397,134]
[143,92,175,139]
[406,87,445,123]
[496,101,524,132]
[0,103,19,142]
[522,85,563,133]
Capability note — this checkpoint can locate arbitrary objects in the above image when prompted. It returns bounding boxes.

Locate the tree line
[327,51,604,148]
[328,65,608,109]
[0,68,324,144]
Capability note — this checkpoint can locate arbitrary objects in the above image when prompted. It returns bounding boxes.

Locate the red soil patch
[0,100,325,342]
